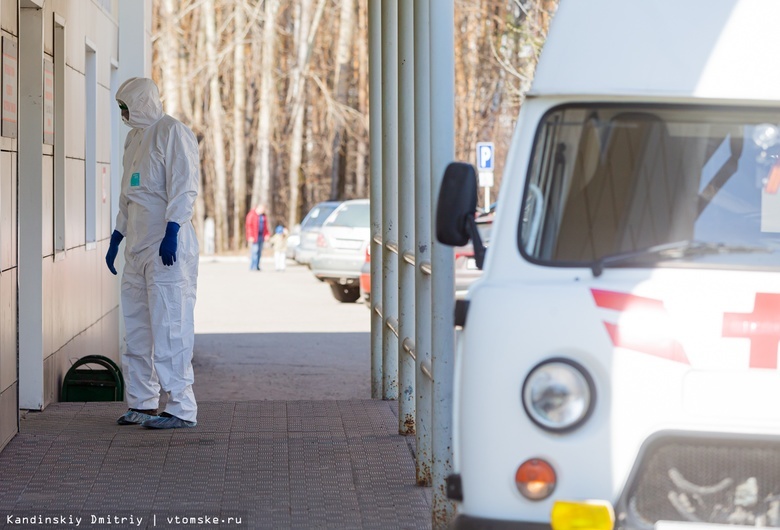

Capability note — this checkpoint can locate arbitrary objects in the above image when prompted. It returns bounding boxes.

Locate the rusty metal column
[413,0,433,488]
[397,0,416,435]
[430,0,456,526]
[368,0,383,399]
[381,0,399,400]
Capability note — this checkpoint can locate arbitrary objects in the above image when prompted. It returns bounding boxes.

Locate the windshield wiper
[591,240,772,277]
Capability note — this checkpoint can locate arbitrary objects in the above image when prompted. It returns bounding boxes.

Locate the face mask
[118,101,130,125]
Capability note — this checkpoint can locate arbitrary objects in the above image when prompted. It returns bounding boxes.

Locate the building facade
[0,0,152,452]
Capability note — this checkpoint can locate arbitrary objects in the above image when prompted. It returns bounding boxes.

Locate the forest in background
[151,0,558,252]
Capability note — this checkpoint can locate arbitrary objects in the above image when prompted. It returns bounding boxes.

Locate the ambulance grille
[622,436,780,528]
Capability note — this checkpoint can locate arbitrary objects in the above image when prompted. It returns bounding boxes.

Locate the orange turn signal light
[515,458,557,500]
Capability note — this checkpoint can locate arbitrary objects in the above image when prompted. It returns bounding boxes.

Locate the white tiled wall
[0,139,16,452]
[0,0,146,450]
[0,151,15,271]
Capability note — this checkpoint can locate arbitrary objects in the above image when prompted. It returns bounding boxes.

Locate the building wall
[0,0,150,453]
[40,0,120,409]
[0,0,20,455]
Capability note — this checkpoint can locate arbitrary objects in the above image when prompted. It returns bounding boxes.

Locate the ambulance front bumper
[452,514,550,530]
[453,431,780,530]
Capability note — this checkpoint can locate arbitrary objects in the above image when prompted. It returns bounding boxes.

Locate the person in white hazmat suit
[105,77,200,429]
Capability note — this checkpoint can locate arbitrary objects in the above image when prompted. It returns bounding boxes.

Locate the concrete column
[18,0,44,410]
[381,0,399,400]
[413,0,433,488]
[114,0,152,357]
[368,0,383,400]
[429,0,456,526]
[397,0,415,435]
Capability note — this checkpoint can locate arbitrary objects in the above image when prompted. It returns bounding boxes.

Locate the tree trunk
[160,0,180,117]
[354,0,368,198]
[328,0,355,201]
[251,0,280,214]
[184,4,205,243]
[287,0,327,229]
[203,0,229,252]
[231,0,247,250]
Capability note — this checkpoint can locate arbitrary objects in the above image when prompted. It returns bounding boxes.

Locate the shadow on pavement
[193,332,370,401]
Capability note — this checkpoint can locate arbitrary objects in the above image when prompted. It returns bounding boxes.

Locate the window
[85,39,96,246]
[327,203,370,228]
[520,104,780,270]
[53,15,65,254]
[302,204,339,229]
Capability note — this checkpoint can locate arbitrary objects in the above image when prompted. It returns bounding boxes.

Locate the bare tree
[151,0,558,252]
[354,0,368,198]
[231,0,248,249]
[328,0,355,200]
[250,0,280,215]
[286,0,327,229]
[203,0,229,251]
[159,0,181,117]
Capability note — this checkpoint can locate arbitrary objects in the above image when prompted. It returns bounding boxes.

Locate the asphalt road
[192,256,372,401]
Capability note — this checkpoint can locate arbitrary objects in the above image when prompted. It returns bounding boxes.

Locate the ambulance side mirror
[436,162,486,268]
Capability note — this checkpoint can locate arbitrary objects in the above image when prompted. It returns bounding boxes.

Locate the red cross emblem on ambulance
[723,293,780,369]
[593,290,780,370]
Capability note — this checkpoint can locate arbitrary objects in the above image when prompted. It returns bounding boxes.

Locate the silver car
[310,199,370,303]
[293,201,342,265]
[454,212,493,299]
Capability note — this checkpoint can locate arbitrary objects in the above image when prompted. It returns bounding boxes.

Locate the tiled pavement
[0,400,432,529]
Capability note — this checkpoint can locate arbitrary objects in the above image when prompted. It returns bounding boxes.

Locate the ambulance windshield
[520,104,780,270]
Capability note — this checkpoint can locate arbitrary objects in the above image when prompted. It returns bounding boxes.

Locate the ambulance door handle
[454,299,469,328]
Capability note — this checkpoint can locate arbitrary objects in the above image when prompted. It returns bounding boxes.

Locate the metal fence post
[397,0,416,435]
[368,0,383,400]
[430,0,456,526]
[413,0,433,488]
[381,0,399,400]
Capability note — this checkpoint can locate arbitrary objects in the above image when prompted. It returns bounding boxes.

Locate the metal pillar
[413,0,433,488]
[368,0,383,400]
[429,0,456,526]
[397,0,416,435]
[381,0,399,400]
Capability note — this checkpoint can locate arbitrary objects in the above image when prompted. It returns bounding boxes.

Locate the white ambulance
[436,1,780,528]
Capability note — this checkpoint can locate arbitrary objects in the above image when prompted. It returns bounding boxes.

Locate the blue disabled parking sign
[476,142,494,171]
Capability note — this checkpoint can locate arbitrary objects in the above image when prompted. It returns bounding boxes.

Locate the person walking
[269,225,288,271]
[245,204,270,270]
[105,77,200,429]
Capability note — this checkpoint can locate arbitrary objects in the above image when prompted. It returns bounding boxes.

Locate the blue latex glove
[159,221,180,266]
[105,230,124,275]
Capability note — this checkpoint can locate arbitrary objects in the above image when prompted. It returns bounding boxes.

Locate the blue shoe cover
[117,409,158,425]
[141,412,196,429]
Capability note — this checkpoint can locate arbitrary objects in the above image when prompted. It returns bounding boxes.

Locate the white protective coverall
[114,77,200,422]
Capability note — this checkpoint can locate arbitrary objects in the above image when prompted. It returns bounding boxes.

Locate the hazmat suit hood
[116,77,164,129]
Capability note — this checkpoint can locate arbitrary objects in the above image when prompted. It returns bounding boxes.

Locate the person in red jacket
[245,204,270,270]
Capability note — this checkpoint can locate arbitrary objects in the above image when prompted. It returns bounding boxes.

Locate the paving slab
[1,259,433,529]
[0,400,432,529]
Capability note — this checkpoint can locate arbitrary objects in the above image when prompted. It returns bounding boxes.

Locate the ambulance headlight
[522,359,595,433]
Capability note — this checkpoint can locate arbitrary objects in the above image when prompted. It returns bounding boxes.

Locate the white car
[309,199,370,302]
[293,201,342,265]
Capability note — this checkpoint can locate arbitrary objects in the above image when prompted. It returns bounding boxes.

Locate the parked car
[285,225,300,260]
[310,199,370,303]
[294,201,342,265]
[454,212,493,299]
[359,247,370,305]
[357,213,493,306]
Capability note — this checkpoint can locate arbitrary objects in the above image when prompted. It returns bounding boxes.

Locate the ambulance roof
[530,0,780,102]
